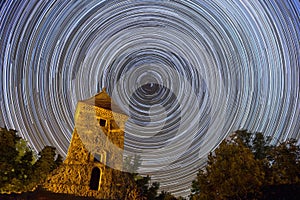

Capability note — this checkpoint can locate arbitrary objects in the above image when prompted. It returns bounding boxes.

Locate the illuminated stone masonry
[43,89,138,199]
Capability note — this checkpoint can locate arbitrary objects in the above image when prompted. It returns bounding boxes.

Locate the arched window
[89,167,101,190]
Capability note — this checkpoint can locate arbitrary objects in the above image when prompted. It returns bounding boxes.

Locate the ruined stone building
[43,88,139,199]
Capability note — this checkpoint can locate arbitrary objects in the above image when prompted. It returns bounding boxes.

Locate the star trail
[0,0,299,197]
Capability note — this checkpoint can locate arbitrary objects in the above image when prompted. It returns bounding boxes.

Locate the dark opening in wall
[99,119,106,127]
[89,167,101,190]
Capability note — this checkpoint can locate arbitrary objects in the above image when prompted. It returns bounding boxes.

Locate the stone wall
[43,93,138,199]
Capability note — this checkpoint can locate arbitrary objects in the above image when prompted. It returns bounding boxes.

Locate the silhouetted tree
[0,127,36,192]
[123,154,142,174]
[0,127,62,193]
[123,155,161,199]
[264,139,300,185]
[191,133,264,199]
[156,190,177,200]
[235,130,271,160]
[191,130,300,200]
[32,146,62,183]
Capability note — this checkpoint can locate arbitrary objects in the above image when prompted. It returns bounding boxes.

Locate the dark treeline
[0,127,184,199]
[190,130,300,200]
[1,127,299,199]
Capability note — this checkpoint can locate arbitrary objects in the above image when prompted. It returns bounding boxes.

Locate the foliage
[125,155,160,198]
[123,155,175,199]
[264,139,300,185]
[0,127,62,194]
[33,146,62,182]
[123,154,142,174]
[234,130,271,160]
[156,190,178,200]
[191,130,300,200]
[191,135,264,200]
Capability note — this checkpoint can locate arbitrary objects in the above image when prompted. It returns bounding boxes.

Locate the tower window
[99,119,106,127]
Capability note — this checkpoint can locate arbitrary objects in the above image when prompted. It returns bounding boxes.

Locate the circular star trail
[0,0,299,197]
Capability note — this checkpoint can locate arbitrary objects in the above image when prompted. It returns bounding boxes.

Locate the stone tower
[43,88,131,199]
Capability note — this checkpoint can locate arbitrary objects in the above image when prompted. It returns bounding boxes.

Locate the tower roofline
[79,88,127,116]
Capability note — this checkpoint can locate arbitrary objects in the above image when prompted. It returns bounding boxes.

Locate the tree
[123,155,161,199]
[123,154,142,174]
[191,132,265,199]
[0,128,20,180]
[235,130,271,160]
[0,127,36,193]
[156,190,177,200]
[191,130,300,200]
[265,139,300,185]
[0,127,62,193]
[32,146,63,183]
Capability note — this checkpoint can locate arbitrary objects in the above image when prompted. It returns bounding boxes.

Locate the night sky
[0,0,299,197]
